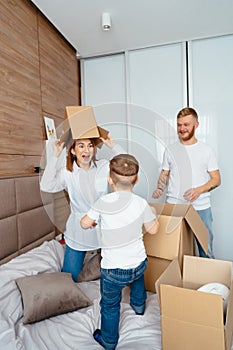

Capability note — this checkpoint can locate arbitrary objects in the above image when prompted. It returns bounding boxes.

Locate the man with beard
[152,107,221,258]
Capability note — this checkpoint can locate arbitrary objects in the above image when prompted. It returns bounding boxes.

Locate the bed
[0,175,162,350]
[1,175,233,350]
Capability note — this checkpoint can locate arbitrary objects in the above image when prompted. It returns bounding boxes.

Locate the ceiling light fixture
[102,12,111,31]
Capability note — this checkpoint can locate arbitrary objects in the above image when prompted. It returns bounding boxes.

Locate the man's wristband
[158,187,164,192]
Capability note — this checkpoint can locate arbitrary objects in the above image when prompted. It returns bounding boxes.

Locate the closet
[81,35,233,261]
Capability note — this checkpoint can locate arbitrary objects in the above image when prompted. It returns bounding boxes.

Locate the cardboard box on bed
[144,256,171,293]
[143,203,208,292]
[60,106,109,148]
[155,255,233,350]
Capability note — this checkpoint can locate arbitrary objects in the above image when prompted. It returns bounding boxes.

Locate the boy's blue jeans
[196,207,214,258]
[99,258,147,350]
[61,245,86,282]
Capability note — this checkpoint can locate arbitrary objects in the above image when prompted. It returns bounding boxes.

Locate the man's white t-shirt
[87,191,156,269]
[162,141,219,210]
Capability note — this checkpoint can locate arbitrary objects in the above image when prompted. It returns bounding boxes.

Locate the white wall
[81,35,233,261]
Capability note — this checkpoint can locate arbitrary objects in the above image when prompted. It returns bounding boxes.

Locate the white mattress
[0,240,162,350]
[1,240,232,350]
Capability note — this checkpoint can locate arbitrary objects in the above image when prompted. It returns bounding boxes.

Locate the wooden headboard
[0,174,55,265]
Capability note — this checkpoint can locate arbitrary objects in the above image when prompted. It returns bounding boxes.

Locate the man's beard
[178,125,195,142]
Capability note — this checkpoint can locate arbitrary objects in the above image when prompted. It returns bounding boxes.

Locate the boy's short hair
[110,154,139,186]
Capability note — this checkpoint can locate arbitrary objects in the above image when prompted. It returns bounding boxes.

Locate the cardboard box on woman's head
[60,106,109,148]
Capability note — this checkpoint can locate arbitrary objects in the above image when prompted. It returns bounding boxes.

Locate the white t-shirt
[162,141,219,210]
[87,191,156,269]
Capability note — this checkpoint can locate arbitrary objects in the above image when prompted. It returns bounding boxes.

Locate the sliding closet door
[81,44,187,199]
[127,43,187,199]
[81,54,127,159]
[189,35,233,260]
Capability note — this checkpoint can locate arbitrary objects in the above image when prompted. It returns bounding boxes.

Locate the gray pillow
[16,272,92,324]
[78,252,101,282]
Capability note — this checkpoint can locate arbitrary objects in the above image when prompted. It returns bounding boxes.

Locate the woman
[40,135,123,281]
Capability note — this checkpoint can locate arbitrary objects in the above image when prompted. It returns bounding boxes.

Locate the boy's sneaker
[93,329,104,348]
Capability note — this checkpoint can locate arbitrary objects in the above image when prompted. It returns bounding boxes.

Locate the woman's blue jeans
[196,207,214,258]
[61,245,86,282]
[99,258,147,350]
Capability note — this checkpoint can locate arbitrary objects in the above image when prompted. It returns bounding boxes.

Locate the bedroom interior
[1,0,233,349]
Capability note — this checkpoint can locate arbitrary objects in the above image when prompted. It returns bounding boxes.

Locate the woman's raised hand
[53,139,65,157]
[100,134,116,149]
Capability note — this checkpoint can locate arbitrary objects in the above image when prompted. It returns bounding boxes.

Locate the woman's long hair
[66,138,97,172]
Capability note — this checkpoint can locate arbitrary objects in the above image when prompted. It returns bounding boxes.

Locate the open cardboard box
[155,255,233,350]
[60,106,109,148]
[143,203,209,292]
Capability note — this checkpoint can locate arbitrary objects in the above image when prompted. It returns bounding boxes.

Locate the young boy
[81,154,159,350]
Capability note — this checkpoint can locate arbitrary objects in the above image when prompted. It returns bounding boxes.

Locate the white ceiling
[31,0,233,58]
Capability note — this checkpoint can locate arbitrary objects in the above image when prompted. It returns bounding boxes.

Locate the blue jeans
[99,258,147,350]
[61,245,86,282]
[196,207,214,258]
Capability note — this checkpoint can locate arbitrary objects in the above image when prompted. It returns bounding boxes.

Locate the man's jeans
[99,258,147,350]
[196,207,214,258]
[61,245,86,282]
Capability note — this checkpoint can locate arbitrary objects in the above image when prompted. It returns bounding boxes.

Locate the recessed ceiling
[31,0,233,58]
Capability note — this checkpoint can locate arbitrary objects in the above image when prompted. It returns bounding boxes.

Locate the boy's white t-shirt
[40,144,124,250]
[87,191,156,269]
[162,141,219,210]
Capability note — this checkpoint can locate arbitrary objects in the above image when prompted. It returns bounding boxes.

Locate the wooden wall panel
[38,14,79,118]
[1,154,42,176]
[0,0,80,177]
[0,0,43,165]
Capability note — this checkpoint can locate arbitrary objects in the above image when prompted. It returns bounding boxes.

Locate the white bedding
[0,240,162,350]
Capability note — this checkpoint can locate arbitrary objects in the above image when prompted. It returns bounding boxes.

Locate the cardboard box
[144,256,171,292]
[60,106,109,147]
[155,255,233,350]
[143,203,208,292]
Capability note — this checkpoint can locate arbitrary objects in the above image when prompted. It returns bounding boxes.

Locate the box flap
[94,126,109,148]
[144,215,182,259]
[183,255,232,289]
[225,280,233,350]
[149,203,188,217]
[160,284,224,327]
[184,205,208,254]
[144,256,171,293]
[149,203,209,254]
[155,258,182,305]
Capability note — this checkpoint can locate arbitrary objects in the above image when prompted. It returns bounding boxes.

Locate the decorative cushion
[16,272,92,324]
[78,252,101,282]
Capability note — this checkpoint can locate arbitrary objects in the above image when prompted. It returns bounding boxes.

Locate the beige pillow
[16,272,92,324]
[78,252,101,282]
